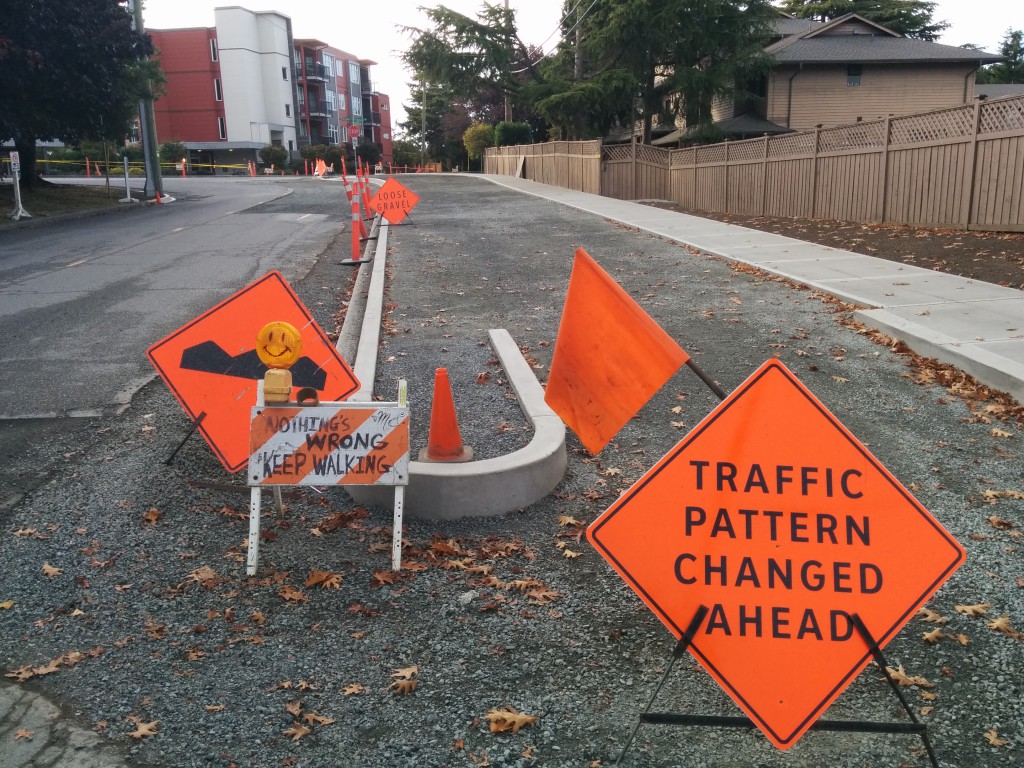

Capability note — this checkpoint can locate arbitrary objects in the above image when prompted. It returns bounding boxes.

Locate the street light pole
[420,79,427,167]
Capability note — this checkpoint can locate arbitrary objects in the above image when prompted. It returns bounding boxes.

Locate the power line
[510,0,600,74]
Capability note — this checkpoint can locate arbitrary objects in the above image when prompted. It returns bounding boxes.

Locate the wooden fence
[484,94,1024,232]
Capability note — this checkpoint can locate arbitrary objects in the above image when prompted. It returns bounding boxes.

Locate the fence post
[879,116,892,224]
[761,135,770,215]
[963,99,983,230]
[811,126,821,219]
[630,135,637,200]
[724,140,730,213]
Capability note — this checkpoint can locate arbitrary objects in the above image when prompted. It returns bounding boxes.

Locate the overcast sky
[141,0,1018,132]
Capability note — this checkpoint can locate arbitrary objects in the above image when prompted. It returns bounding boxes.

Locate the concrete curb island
[338,215,568,520]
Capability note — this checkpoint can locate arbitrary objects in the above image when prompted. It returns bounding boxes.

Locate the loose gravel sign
[369,177,420,225]
[587,359,965,749]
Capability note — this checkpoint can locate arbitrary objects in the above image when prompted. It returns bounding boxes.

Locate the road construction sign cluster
[587,359,965,749]
[249,404,409,486]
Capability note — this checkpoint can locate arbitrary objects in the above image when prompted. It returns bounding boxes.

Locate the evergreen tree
[975,29,1024,84]
[778,1,949,41]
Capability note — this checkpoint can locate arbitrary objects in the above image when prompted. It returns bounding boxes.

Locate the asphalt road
[0,176,347,511]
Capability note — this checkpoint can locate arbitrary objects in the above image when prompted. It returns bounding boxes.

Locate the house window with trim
[339,94,346,111]
[214,78,222,101]
[847,64,862,87]
[282,67,288,81]
[210,38,218,61]
[217,116,226,140]
[285,104,290,118]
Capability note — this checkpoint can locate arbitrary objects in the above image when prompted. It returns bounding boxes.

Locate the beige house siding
[767,64,977,130]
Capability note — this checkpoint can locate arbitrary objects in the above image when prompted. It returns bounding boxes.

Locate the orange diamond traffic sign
[587,359,964,749]
[147,271,359,473]
[369,177,419,224]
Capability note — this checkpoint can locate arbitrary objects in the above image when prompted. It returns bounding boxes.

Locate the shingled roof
[765,13,1003,65]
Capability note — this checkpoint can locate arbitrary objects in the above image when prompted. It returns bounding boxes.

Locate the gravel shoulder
[1,176,1022,768]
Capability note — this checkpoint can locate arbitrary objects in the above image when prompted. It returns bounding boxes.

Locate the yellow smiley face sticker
[256,321,302,369]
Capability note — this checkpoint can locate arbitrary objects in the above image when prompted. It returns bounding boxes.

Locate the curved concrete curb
[339,220,567,520]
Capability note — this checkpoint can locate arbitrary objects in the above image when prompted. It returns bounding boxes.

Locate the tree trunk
[13,134,37,190]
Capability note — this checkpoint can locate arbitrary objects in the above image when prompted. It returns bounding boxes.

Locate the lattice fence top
[602,144,632,162]
[890,105,972,145]
[695,144,727,164]
[768,132,816,158]
[636,144,670,166]
[819,120,886,153]
[980,96,1024,134]
[728,139,766,162]
[670,147,696,166]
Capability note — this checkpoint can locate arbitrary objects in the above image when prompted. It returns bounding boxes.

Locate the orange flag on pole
[545,248,690,454]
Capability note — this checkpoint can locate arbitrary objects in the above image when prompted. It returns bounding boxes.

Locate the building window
[383,132,390,140]
[282,67,288,81]
[210,38,218,61]
[338,94,346,111]
[285,104,290,117]
[326,90,335,110]
[348,61,360,83]
[323,53,335,73]
[381,103,388,111]
[847,64,862,87]
[328,124,339,143]
[214,78,222,101]
[217,116,226,140]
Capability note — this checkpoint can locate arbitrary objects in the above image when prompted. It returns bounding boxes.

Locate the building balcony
[299,63,330,82]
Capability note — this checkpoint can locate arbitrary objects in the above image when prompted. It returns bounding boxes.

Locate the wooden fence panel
[483,97,1023,230]
[973,135,1024,229]
[765,158,815,218]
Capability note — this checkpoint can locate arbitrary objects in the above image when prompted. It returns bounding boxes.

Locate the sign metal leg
[164,411,207,466]
[247,487,262,576]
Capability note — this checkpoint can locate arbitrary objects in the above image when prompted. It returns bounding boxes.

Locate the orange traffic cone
[155,191,162,204]
[419,368,473,462]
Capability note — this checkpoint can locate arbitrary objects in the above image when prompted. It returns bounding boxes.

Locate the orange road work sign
[248,405,409,486]
[545,248,689,454]
[369,177,420,224]
[147,271,359,473]
[587,359,965,750]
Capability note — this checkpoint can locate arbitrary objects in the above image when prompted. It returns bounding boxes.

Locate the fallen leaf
[142,507,161,525]
[986,615,1023,638]
[990,428,1013,439]
[41,562,62,578]
[14,728,33,740]
[985,728,1009,747]
[343,683,367,696]
[305,569,343,589]
[278,585,309,603]
[302,711,335,726]
[283,723,311,741]
[886,664,933,688]
[987,516,1015,530]
[558,516,584,527]
[390,678,418,695]
[917,608,948,624]
[0,600,14,610]
[485,707,538,734]
[285,700,302,717]
[129,720,158,739]
[391,665,418,680]
[955,603,990,617]
[205,705,225,712]
[922,628,946,644]
[562,548,582,559]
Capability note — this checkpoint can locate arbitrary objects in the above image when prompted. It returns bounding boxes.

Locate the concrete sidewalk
[483,174,1024,404]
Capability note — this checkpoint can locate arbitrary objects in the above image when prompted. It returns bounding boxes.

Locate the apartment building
[149,7,392,172]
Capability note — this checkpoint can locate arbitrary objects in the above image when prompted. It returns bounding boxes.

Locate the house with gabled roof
[654,12,1003,145]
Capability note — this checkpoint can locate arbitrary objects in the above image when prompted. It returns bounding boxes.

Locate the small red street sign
[369,177,420,225]
[587,359,965,749]
[347,124,361,139]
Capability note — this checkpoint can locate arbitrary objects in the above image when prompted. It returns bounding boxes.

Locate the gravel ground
[1,175,1022,767]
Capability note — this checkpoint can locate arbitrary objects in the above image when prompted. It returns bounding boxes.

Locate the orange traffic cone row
[419,368,473,462]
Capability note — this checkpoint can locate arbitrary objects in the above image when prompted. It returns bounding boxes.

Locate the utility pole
[128,0,163,197]
[504,0,511,121]
[420,79,427,167]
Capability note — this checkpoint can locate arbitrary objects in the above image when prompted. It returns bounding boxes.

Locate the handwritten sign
[248,405,409,486]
